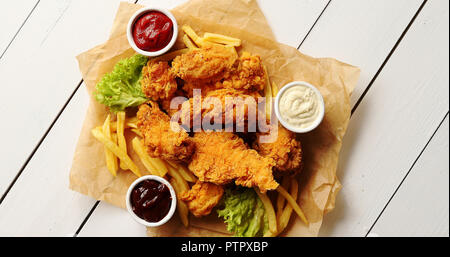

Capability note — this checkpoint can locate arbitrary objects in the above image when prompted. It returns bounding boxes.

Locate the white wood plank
[0,83,95,236]
[0,0,131,195]
[299,0,424,107]
[78,202,147,237]
[369,116,449,237]
[0,0,332,236]
[319,0,449,236]
[257,0,329,47]
[0,0,38,55]
[0,0,138,236]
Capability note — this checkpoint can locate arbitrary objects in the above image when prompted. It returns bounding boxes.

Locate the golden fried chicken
[171,44,238,84]
[253,124,302,174]
[220,52,266,92]
[179,52,266,97]
[137,101,194,162]
[180,181,224,217]
[175,88,263,130]
[141,60,177,101]
[188,132,278,192]
[159,89,187,117]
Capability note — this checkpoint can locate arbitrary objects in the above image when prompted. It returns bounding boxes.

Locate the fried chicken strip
[173,88,263,131]
[171,44,238,83]
[188,132,278,192]
[137,101,194,162]
[141,60,178,101]
[180,181,224,217]
[180,51,266,97]
[220,51,266,92]
[253,124,302,174]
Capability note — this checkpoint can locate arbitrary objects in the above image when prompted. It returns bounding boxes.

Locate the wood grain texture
[0,0,130,196]
[299,0,424,107]
[0,83,94,236]
[78,202,147,237]
[369,116,449,237]
[0,0,38,56]
[319,0,449,236]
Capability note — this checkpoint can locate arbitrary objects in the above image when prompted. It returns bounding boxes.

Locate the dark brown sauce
[130,179,172,223]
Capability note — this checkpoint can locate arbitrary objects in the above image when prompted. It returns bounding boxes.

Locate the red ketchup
[132,11,173,52]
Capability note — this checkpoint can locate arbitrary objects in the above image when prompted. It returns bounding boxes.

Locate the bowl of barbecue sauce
[126,175,177,227]
[127,7,178,57]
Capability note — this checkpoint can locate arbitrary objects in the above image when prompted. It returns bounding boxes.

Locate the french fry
[166,163,189,193]
[170,177,190,227]
[271,82,279,97]
[277,179,299,235]
[110,121,137,131]
[126,122,137,129]
[276,186,308,225]
[276,177,290,219]
[91,127,141,177]
[116,111,128,170]
[131,128,142,137]
[166,160,197,183]
[102,115,118,177]
[182,25,206,46]
[147,157,169,177]
[225,45,238,58]
[183,34,198,49]
[153,48,190,62]
[127,116,138,124]
[263,65,273,120]
[255,189,277,235]
[111,133,118,144]
[203,32,241,47]
[131,137,162,177]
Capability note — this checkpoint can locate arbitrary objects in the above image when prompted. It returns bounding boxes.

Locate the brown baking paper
[71,0,360,237]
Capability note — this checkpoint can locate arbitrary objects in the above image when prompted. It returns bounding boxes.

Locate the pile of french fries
[91,25,308,235]
[91,111,196,227]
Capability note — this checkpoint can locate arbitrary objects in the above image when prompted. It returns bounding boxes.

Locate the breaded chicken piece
[177,88,263,130]
[180,181,224,217]
[220,52,266,92]
[253,124,302,174]
[171,44,238,83]
[180,52,265,97]
[137,101,194,162]
[159,89,188,117]
[141,60,177,101]
[188,132,278,192]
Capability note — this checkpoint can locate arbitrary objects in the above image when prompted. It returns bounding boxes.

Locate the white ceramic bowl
[274,81,325,133]
[126,7,178,57]
[125,175,177,227]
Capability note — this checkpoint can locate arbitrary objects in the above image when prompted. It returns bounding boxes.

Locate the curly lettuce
[94,54,148,112]
[217,187,268,237]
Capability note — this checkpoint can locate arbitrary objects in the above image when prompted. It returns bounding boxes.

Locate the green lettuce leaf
[94,54,148,112]
[217,187,268,237]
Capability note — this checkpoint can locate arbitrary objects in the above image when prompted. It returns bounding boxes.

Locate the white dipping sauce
[278,84,323,129]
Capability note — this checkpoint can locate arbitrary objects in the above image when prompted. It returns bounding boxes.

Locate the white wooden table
[0,0,448,237]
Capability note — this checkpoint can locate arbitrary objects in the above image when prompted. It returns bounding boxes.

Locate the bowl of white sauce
[274,81,325,133]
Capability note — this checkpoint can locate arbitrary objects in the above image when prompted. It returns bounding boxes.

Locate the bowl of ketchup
[127,7,178,57]
[126,175,177,227]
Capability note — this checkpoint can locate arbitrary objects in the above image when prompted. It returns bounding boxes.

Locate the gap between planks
[0,0,40,60]
[366,111,449,236]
